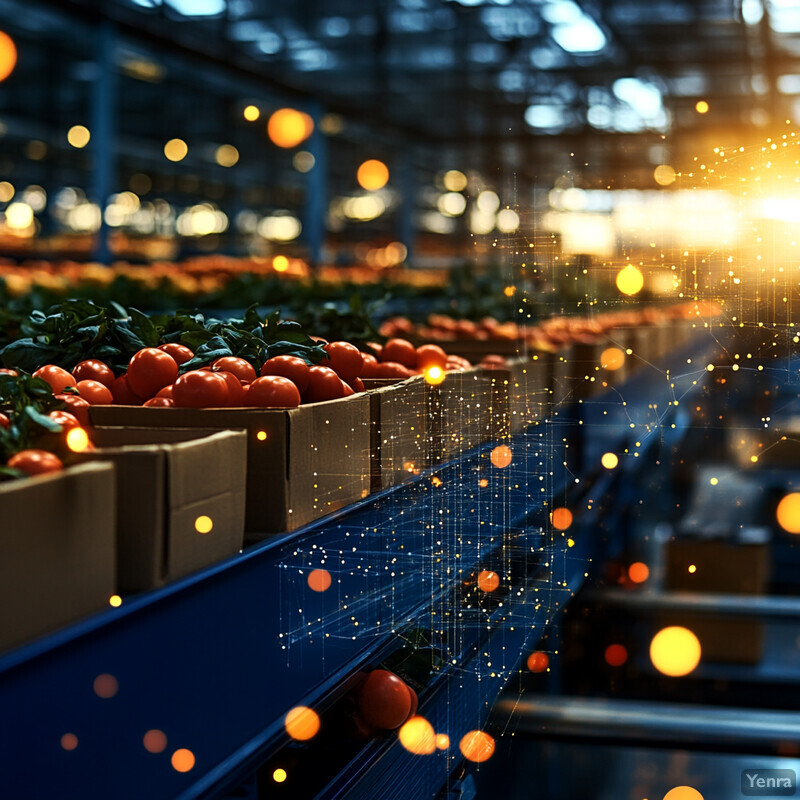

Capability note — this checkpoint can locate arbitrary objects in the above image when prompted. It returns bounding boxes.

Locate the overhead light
[524,104,565,129]
[551,16,606,53]
[164,0,226,17]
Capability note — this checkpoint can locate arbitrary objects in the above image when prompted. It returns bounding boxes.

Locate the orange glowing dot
[628,562,649,584]
[459,730,495,763]
[550,507,573,530]
[285,706,320,741]
[695,100,709,114]
[424,366,445,385]
[171,748,195,773]
[357,159,389,191]
[93,673,118,699]
[477,570,500,592]
[663,787,704,800]
[605,643,628,667]
[431,476,442,487]
[256,430,268,441]
[777,493,800,534]
[600,347,625,371]
[650,626,701,677]
[527,651,549,672]
[194,515,213,534]
[109,594,122,607]
[398,716,437,755]
[273,768,288,783]
[601,452,619,469]
[273,255,290,272]
[60,733,78,751]
[268,108,313,149]
[0,31,18,83]
[490,445,512,468]
[503,285,516,297]
[436,733,450,750]
[403,461,416,473]
[479,478,489,488]
[66,427,90,452]
[143,729,167,754]
[307,569,332,592]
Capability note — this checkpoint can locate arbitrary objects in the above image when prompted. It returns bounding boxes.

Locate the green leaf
[23,405,62,432]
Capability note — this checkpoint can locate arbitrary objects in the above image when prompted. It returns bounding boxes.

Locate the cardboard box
[435,368,493,461]
[90,394,371,536]
[0,462,116,653]
[549,345,573,411]
[366,377,431,491]
[435,339,520,361]
[482,357,549,438]
[78,428,247,593]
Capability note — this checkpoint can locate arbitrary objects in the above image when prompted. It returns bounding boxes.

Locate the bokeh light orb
[0,31,17,83]
[600,347,625,371]
[550,507,573,530]
[285,706,320,740]
[650,626,701,677]
[357,159,389,191]
[663,787,704,800]
[777,493,800,534]
[628,561,649,583]
[490,444,512,468]
[527,651,549,672]
[459,730,495,763]
[268,108,313,148]
[616,265,644,296]
[601,452,619,469]
[477,570,500,592]
[398,716,436,755]
[307,568,332,592]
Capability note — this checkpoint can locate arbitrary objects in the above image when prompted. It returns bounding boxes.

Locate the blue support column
[302,102,327,269]
[396,148,416,266]
[90,21,117,265]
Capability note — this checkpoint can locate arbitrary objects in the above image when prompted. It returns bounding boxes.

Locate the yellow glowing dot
[143,729,167,754]
[567,538,575,547]
[616,265,644,296]
[194,516,213,534]
[0,30,17,83]
[285,706,320,741]
[732,363,740,371]
[527,651,549,672]
[654,164,676,186]
[307,568,332,592]
[550,507,573,531]
[60,733,78,751]
[601,452,619,470]
[424,366,445,385]
[66,427,90,453]
[459,730,495,763]
[273,768,287,783]
[663,788,704,800]
[109,594,122,608]
[504,285,516,297]
[477,570,500,592]
[67,125,91,149]
[171,749,195,773]
[243,104,260,122]
[479,478,489,488]
[256,430,268,441]
[398,716,436,755]
[709,477,718,486]
[436,733,450,750]
[443,169,468,192]
[706,364,714,372]
[777,493,800,534]
[750,455,758,463]
[688,564,697,573]
[490,445,513,468]
[215,144,239,167]
[431,476,442,487]
[268,108,313,148]
[164,138,188,162]
[600,347,625,371]
[93,673,118,699]
[273,255,290,272]
[628,562,649,584]
[695,100,709,114]
[357,159,390,191]
[650,626,701,677]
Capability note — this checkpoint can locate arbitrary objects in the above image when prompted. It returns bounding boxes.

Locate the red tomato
[374,362,413,379]
[0,412,9,428]
[247,376,301,408]
[127,348,179,399]
[406,686,418,720]
[215,370,246,407]
[322,341,364,381]
[33,365,76,394]
[72,359,115,389]
[341,380,355,397]
[76,379,114,405]
[365,342,383,358]
[381,339,417,369]
[360,353,380,378]
[304,366,345,403]
[416,344,447,371]
[347,377,365,393]
[158,343,194,365]
[155,384,174,399]
[480,354,507,369]
[7,449,63,476]
[111,374,143,405]
[48,410,82,432]
[260,355,310,394]
[143,397,175,407]
[56,394,91,427]
[0,368,18,376]
[212,356,256,384]
[172,370,228,408]
[356,670,412,730]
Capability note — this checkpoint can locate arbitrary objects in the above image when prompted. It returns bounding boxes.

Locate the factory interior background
[1,1,800,799]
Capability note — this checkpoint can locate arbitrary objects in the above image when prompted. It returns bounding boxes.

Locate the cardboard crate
[91,394,371,536]
[482,357,549,439]
[435,339,520,361]
[366,376,431,491]
[0,462,116,653]
[78,428,247,593]
[549,345,573,411]
[434,368,493,461]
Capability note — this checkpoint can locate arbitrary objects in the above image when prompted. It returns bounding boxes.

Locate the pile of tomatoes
[361,339,471,379]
